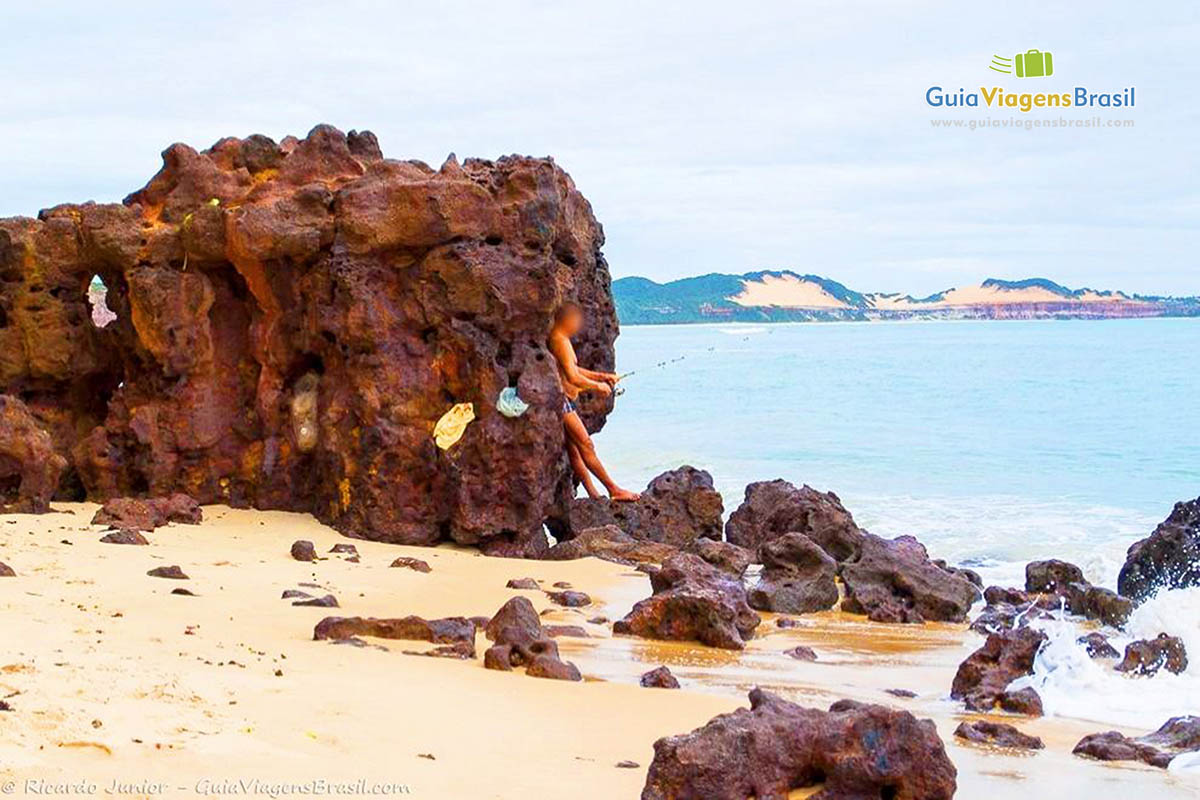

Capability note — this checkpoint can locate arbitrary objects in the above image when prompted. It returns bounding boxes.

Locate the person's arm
[549,336,611,395]
[579,367,618,385]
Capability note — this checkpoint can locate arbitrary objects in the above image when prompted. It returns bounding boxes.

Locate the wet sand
[0,504,1194,798]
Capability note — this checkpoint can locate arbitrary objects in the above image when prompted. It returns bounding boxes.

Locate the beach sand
[0,505,1194,798]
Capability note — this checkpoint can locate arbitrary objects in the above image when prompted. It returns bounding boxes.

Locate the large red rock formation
[0,126,617,554]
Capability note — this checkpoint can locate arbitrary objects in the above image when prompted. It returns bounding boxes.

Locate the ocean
[598,318,1200,733]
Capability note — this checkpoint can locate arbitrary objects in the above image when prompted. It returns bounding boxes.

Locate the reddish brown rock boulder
[313,615,475,645]
[543,524,676,565]
[0,395,67,513]
[784,645,818,661]
[92,494,201,532]
[840,533,980,623]
[0,562,14,577]
[1119,497,1200,603]
[290,540,317,561]
[147,565,189,580]
[748,532,838,615]
[99,529,149,545]
[1025,559,1085,593]
[641,689,956,800]
[505,577,540,590]
[558,466,724,547]
[1078,632,1120,659]
[725,479,863,558]
[640,666,681,688]
[1074,716,1200,768]
[389,556,431,573]
[546,589,590,607]
[614,552,760,650]
[482,596,580,680]
[954,720,1044,750]
[691,538,752,578]
[951,627,1047,714]
[0,126,617,556]
[1115,633,1188,676]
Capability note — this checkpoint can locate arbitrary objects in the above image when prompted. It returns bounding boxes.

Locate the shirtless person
[548,302,639,501]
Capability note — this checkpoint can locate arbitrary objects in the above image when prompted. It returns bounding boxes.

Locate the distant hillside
[614,270,1200,324]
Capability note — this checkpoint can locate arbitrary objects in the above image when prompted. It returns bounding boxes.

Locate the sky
[1,1,1197,296]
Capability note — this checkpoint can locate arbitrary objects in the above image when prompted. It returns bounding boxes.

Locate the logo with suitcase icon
[990,50,1054,78]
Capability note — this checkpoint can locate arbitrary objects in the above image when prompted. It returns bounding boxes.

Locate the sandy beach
[0,504,1194,799]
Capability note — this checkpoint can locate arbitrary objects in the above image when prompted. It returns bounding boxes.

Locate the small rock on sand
[547,590,591,608]
[100,530,149,545]
[615,760,639,769]
[0,561,14,577]
[955,720,1045,750]
[390,557,431,573]
[885,688,918,698]
[147,565,189,580]
[290,540,317,562]
[544,625,589,638]
[329,543,359,556]
[640,666,681,689]
[506,577,540,590]
[294,594,339,608]
[282,589,313,600]
[784,646,817,661]
[171,588,197,596]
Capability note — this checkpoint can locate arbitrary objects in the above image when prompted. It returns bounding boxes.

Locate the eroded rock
[560,467,723,547]
[614,553,760,650]
[99,530,148,545]
[725,479,863,557]
[840,533,980,623]
[290,540,317,561]
[0,395,67,513]
[313,615,474,644]
[954,720,1044,750]
[147,565,189,580]
[93,494,201,532]
[1115,633,1188,676]
[747,532,838,614]
[951,627,1047,714]
[1119,497,1200,603]
[640,666,680,689]
[482,596,580,680]
[542,524,676,566]
[389,557,431,573]
[1074,716,1200,769]
[641,689,956,800]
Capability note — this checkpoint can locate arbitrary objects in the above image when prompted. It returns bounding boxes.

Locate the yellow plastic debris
[434,402,475,450]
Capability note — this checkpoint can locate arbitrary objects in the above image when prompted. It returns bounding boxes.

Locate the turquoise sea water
[598,318,1199,587]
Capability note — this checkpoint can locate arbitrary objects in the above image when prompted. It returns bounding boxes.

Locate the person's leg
[567,440,602,499]
[563,410,639,501]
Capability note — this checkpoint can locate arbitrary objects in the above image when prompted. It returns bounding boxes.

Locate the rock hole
[496,341,512,367]
[0,306,7,329]
[879,787,897,800]
[129,472,150,496]
[88,275,116,328]
[484,235,503,246]
[0,474,21,505]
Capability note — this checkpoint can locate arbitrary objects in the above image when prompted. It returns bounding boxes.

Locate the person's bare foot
[609,487,640,502]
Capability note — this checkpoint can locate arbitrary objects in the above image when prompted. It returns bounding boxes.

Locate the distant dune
[614,271,1200,324]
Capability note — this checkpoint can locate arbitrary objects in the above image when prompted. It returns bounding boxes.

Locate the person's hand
[602,372,619,386]
[593,382,613,397]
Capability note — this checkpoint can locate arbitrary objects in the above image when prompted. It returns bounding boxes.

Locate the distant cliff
[614,271,1200,324]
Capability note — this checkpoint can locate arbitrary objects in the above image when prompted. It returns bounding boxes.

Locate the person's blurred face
[558,306,584,336]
